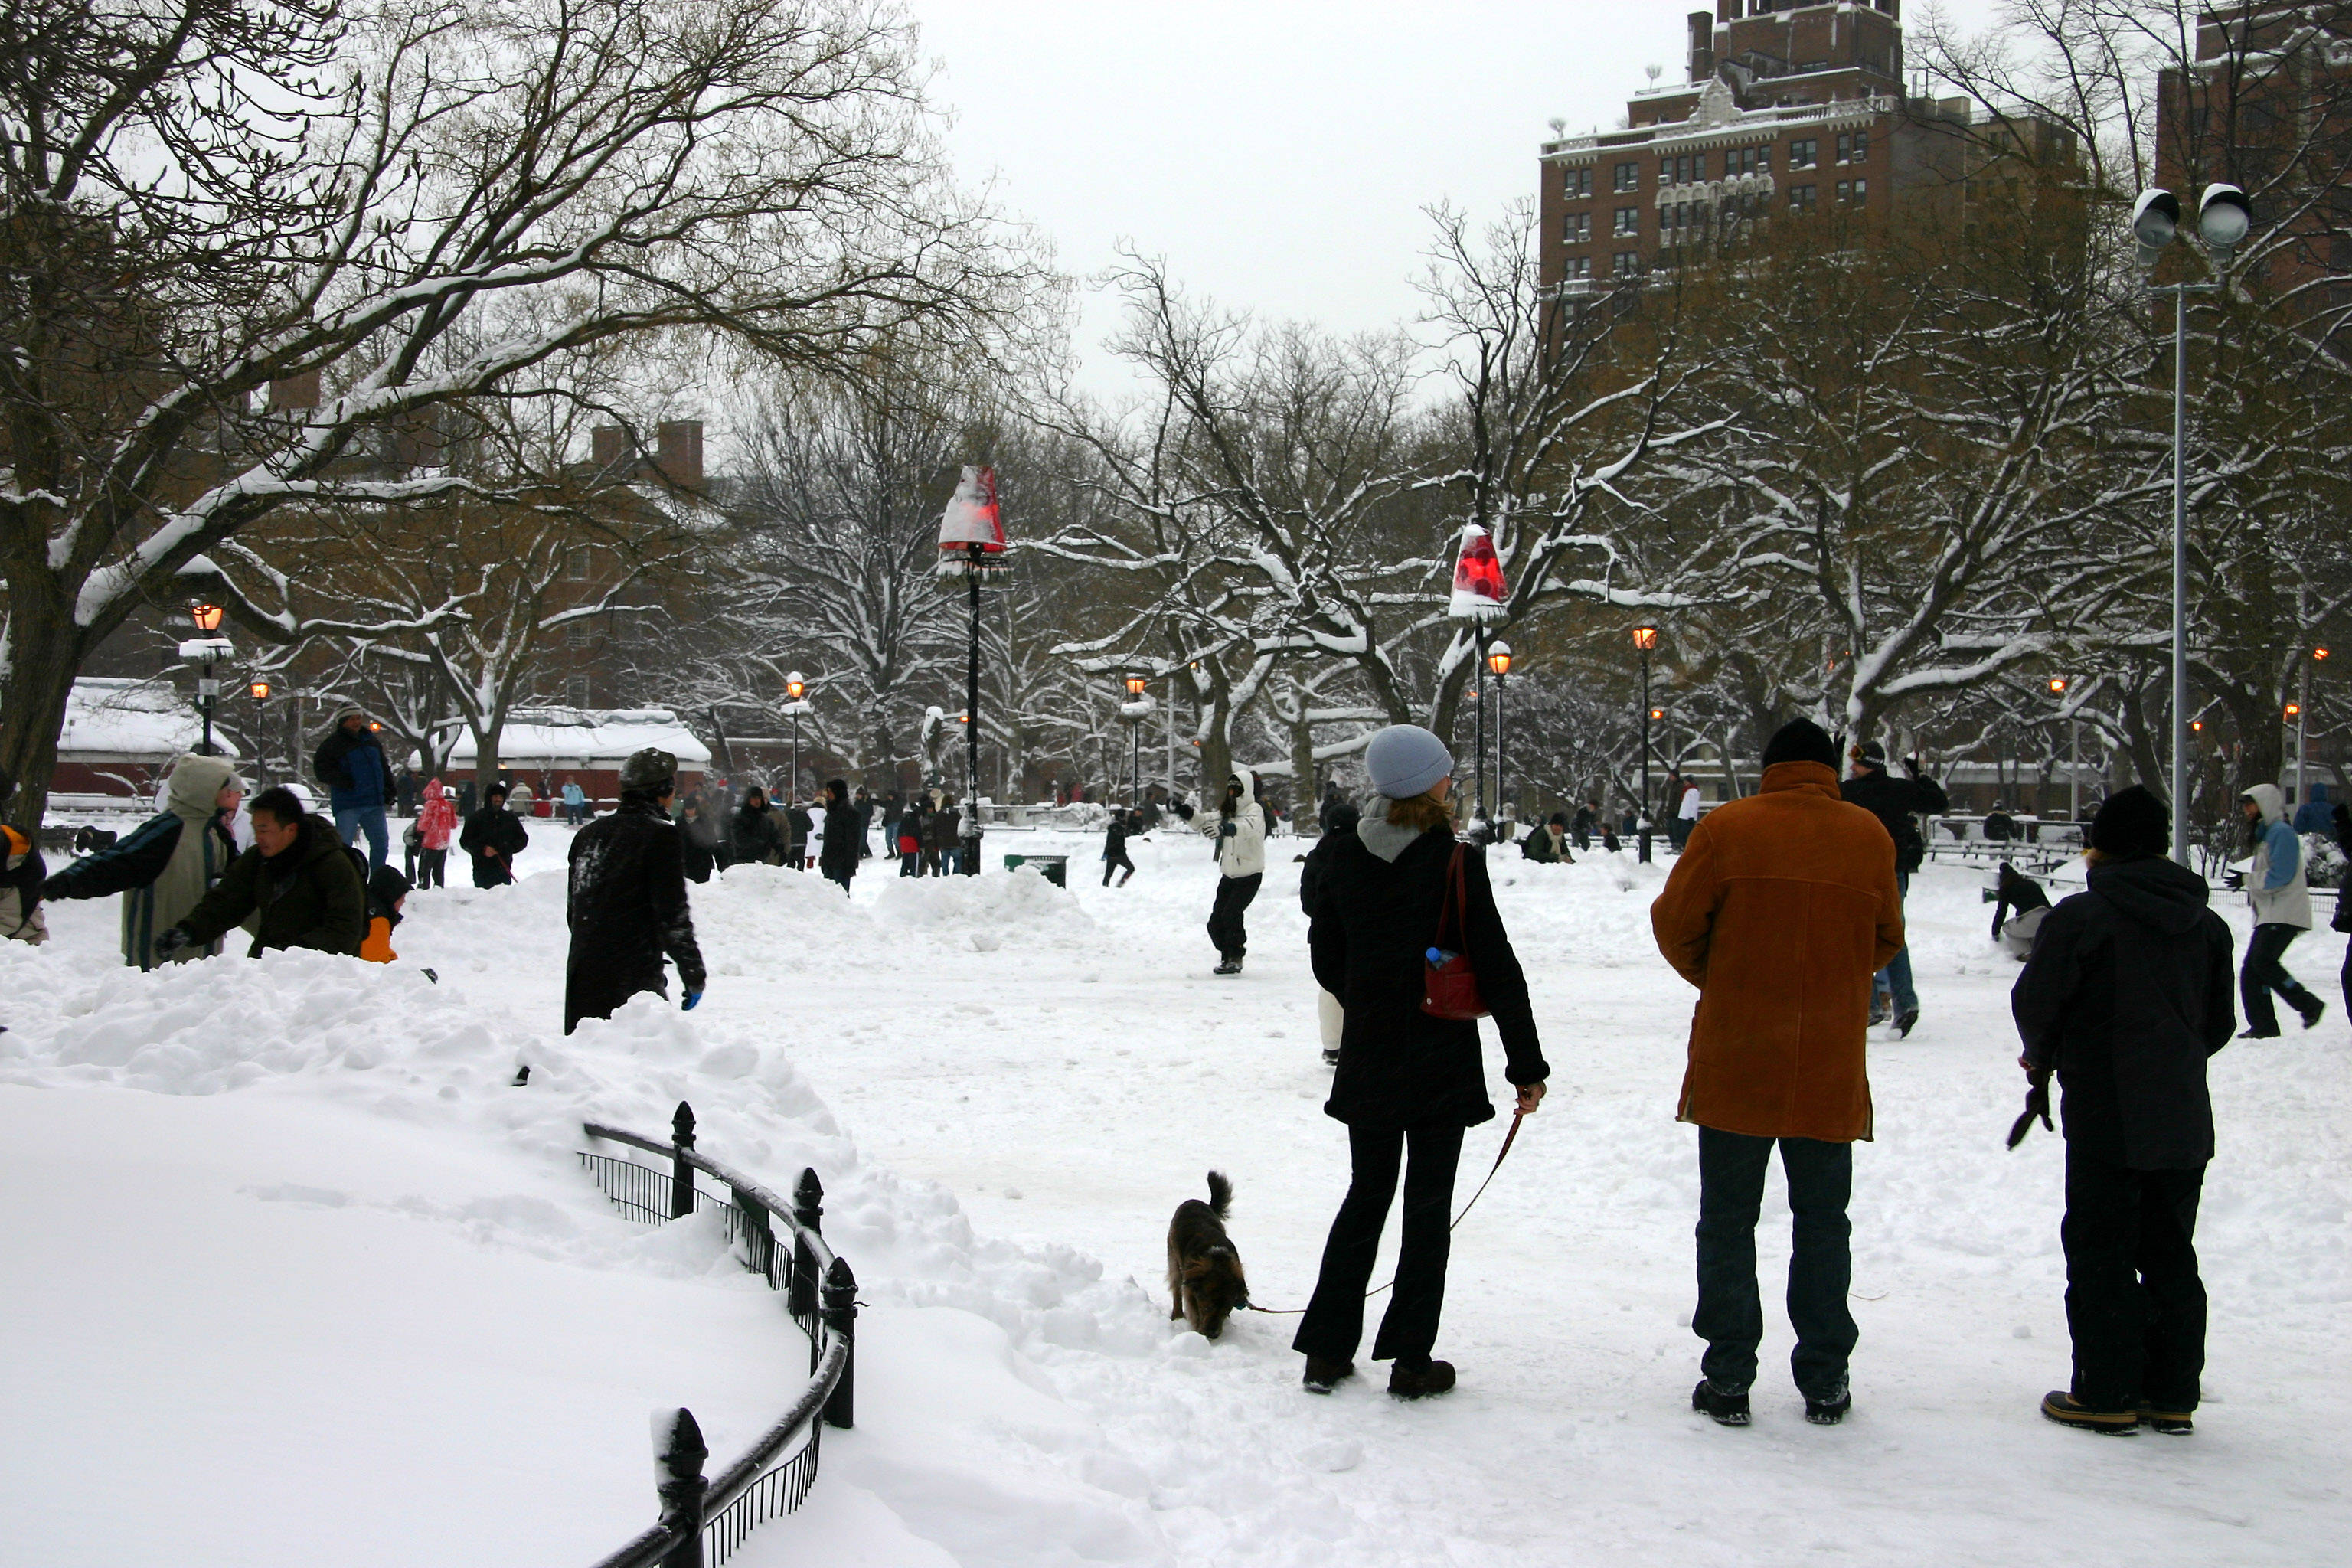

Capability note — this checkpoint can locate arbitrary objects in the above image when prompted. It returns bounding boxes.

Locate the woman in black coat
[677,795,720,884]
[1295,726,1547,1400]
[2334,802,2351,1020]
[458,784,530,887]
[818,779,861,889]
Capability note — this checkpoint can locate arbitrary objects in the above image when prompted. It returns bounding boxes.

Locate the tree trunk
[0,604,88,832]
[474,720,505,787]
[1289,713,1318,834]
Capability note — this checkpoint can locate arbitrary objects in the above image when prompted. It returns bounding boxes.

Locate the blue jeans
[1694,1128,1857,1398]
[335,805,389,874]
[1873,870,1915,1014]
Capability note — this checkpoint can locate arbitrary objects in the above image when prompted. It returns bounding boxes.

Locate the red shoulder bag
[1421,843,1489,1020]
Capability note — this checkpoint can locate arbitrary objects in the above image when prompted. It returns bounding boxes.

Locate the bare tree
[0,0,1037,822]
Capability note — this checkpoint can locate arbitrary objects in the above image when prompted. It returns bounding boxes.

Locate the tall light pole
[938,466,1006,876]
[1632,623,1659,863]
[2298,645,2327,805]
[1448,523,1508,825]
[1485,641,1514,825]
[2132,182,2250,865]
[186,599,228,756]
[1122,674,1152,803]
[782,671,809,800]
[2050,676,2079,820]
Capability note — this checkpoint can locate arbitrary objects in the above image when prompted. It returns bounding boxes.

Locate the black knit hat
[2089,786,2169,858]
[1761,718,1839,771]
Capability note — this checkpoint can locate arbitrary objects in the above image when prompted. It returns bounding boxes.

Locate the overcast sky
[914,0,2005,397]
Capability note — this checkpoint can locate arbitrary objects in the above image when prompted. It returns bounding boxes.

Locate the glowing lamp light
[784,671,805,702]
[368,721,382,732]
[1650,707,1666,722]
[2285,702,2301,719]
[248,679,270,701]
[1631,623,1660,652]
[2316,647,2331,662]
[1125,674,1148,697]
[2191,720,2204,733]
[2049,677,2067,694]
[190,603,224,632]
[1485,641,1514,678]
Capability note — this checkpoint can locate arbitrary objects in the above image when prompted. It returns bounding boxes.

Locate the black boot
[1302,1356,1354,1394]
[2040,1391,2137,1433]
[1804,1377,1851,1426]
[1388,1359,1456,1400]
[1691,1379,1750,1426]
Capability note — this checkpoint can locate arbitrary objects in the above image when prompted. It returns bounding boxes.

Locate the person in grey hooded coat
[44,753,241,969]
[2236,782,2322,1037]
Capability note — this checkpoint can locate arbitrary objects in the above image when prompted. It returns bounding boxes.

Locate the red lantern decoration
[1448,524,1507,622]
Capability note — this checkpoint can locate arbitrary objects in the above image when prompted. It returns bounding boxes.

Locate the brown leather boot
[1388,1359,1456,1400]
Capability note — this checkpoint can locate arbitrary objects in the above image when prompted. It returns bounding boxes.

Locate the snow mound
[869,864,1098,943]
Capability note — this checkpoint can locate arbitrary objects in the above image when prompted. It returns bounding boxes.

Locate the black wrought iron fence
[580,1102,857,1568]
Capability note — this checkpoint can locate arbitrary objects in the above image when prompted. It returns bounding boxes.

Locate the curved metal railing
[580,1102,857,1568]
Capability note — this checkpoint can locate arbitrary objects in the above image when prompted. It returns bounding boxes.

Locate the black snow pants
[2063,1143,2206,1412]
[1206,871,1261,959]
[415,848,446,889]
[1103,852,1135,887]
[2240,922,2319,1034]
[1293,1122,1465,1367]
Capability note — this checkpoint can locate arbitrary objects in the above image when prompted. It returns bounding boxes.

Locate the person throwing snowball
[564,748,707,1035]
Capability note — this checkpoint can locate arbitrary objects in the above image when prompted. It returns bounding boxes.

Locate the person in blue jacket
[312,706,396,874]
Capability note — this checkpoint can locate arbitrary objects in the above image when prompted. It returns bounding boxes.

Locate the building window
[1836,129,1870,165]
[1615,206,1640,237]
[1790,138,1818,169]
[567,678,591,709]
[1564,167,1593,199]
[1564,212,1591,243]
[1838,178,1867,204]
[1615,161,1640,192]
[1563,256,1592,282]
[1613,251,1641,277]
[1728,145,1769,178]
[1789,184,1817,211]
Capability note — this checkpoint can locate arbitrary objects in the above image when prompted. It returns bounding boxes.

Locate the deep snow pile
[2,820,2348,1566]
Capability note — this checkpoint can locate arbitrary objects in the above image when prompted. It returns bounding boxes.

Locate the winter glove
[1219,822,1237,838]
[681,989,703,1011]
[2006,1068,2053,1150]
[153,926,194,959]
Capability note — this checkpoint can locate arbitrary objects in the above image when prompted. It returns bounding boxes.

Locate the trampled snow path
[2,822,2347,1566]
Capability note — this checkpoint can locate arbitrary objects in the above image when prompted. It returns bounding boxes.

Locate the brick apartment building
[2155,2,2352,304]
[1540,2,1978,292]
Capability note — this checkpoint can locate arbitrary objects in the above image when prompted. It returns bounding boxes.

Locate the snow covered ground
[3,818,2347,1566]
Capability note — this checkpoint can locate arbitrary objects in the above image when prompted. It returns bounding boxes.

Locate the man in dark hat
[2011,785,2236,1434]
[563,747,707,1034]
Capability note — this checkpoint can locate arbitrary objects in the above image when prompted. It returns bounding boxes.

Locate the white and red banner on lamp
[1448,523,1508,622]
[937,465,1008,580]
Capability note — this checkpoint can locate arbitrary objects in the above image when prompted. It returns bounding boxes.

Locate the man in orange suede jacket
[1651,717,1903,1430]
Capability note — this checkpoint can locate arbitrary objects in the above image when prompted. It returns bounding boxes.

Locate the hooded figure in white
[1204,764,1267,972]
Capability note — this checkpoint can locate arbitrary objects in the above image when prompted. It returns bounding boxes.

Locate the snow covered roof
[55,678,240,763]
[450,708,710,769]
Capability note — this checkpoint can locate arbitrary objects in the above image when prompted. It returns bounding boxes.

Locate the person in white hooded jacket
[2237,782,2323,1037]
[1205,764,1267,974]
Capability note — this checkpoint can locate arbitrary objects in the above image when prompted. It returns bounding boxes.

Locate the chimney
[1717,1,1742,25]
[1688,12,1717,82]
[591,424,630,472]
[268,368,321,412]
[655,420,704,490]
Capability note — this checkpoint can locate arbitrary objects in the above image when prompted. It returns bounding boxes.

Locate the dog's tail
[1204,1170,1232,1220]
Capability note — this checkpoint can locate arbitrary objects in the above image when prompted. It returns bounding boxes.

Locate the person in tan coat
[1650,717,1903,1429]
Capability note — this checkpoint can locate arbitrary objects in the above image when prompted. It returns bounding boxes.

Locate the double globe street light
[2130,181,2252,867]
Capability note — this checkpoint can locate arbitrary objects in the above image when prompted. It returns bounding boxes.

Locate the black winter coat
[1296,800,1361,915]
[177,816,367,957]
[1838,765,1949,874]
[2012,854,2237,1169]
[818,794,863,878]
[459,805,529,886]
[1306,823,1548,1129]
[926,807,960,851]
[565,799,707,1034]
[731,802,782,865]
[678,812,720,883]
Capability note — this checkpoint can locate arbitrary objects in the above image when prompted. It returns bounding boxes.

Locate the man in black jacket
[459,782,530,887]
[1841,740,1949,1036]
[565,749,707,1034]
[160,787,367,959]
[2011,786,2236,1434]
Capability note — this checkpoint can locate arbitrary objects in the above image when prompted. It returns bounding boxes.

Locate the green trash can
[1003,853,1069,887]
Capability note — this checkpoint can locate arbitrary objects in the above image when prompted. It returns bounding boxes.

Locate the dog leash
[1244,1106,1526,1315]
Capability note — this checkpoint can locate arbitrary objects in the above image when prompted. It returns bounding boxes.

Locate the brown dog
[1167,1171,1250,1338]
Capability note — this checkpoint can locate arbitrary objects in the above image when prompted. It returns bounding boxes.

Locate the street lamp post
[186,600,228,756]
[2050,676,2079,820]
[1632,624,1659,863]
[938,466,1007,876]
[1122,675,1151,803]
[2298,645,2327,806]
[2131,182,2250,866]
[1485,641,1513,826]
